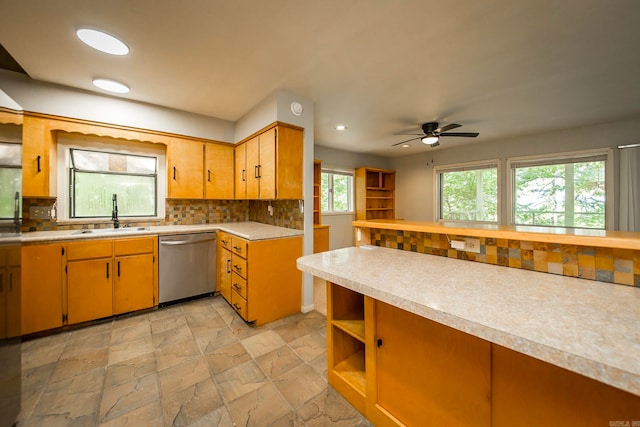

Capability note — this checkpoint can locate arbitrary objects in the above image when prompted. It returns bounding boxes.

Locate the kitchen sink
[73,227,150,235]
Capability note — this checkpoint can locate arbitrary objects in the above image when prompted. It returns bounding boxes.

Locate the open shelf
[356,167,395,220]
[334,348,366,395]
[332,319,365,342]
[313,160,322,225]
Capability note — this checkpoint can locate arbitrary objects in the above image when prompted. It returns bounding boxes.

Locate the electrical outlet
[29,206,52,220]
[267,205,274,216]
[464,237,481,253]
[451,240,466,250]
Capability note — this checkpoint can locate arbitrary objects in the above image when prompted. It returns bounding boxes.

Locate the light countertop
[297,245,640,397]
[18,221,303,243]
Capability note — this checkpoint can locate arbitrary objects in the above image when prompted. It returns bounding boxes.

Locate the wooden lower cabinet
[327,282,640,427]
[21,243,64,335]
[67,257,113,324]
[371,301,490,427]
[0,245,21,338]
[492,345,640,426]
[217,233,303,325]
[216,232,232,302]
[21,236,158,334]
[113,237,157,315]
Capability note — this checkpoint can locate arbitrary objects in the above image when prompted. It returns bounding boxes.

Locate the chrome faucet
[112,194,120,228]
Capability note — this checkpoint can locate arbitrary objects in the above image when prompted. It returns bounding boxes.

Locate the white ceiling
[1,0,640,157]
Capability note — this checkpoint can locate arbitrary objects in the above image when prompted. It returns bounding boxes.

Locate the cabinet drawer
[231,272,248,299]
[218,232,232,250]
[231,290,248,319]
[67,239,112,261]
[231,236,248,258]
[231,254,247,279]
[114,237,156,256]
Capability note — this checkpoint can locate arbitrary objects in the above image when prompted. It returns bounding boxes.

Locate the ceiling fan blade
[393,132,424,136]
[392,136,422,146]
[435,123,461,133]
[440,132,479,137]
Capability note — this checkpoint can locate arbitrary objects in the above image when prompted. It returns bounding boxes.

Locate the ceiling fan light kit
[392,121,479,148]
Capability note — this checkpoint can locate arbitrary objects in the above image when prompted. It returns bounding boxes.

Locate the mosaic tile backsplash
[370,228,640,287]
[22,197,302,231]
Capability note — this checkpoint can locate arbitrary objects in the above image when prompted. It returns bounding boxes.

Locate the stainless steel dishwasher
[159,232,217,304]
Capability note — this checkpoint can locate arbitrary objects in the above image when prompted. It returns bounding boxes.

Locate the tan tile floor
[18,296,372,426]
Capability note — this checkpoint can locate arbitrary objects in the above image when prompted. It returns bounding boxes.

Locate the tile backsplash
[21,197,302,231]
[370,228,640,287]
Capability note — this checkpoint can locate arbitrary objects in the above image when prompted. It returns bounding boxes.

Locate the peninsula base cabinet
[21,237,158,335]
[326,282,640,427]
[217,233,302,325]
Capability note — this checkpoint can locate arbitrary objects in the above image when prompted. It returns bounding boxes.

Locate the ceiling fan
[392,122,479,148]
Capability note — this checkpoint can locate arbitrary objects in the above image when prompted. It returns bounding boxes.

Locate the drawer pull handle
[173,166,176,180]
[233,246,242,251]
[106,262,110,279]
[233,283,241,291]
[37,155,41,172]
[377,338,383,348]
[242,169,246,182]
[226,259,231,274]
[233,303,241,311]
[254,165,259,179]
[117,261,121,277]
[207,170,211,182]
[233,265,242,272]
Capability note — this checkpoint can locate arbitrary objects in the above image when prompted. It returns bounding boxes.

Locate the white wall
[390,116,640,228]
[314,145,390,249]
[0,70,235,142]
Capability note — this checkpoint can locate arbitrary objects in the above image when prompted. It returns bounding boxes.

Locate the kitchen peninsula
[297,219,640,426]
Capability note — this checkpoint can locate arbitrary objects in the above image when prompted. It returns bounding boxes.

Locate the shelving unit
[313,160,322,225]
[327,282,367,413]
[355,167,395,220]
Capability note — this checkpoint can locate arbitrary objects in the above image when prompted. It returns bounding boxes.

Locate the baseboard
[301,304,315,313]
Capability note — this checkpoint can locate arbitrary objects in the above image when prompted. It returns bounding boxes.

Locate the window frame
[433,159,500,224]
[506,148,614,230]
[56,134,166,223]
[0,140,22,222]
[321,167,355,215]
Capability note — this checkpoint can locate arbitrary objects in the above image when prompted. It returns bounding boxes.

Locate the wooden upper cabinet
[234,142,247,199]
[22,115,55,197]
[167,137,204,199]
[237,124,303,200]
[245,136,260,199]
[204,143,234,199]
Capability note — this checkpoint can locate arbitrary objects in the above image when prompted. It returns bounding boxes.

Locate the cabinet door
[257,128,276,199]
[67,258,113,324]
[22,115,53,197]
[167,138,203,199]
[5,266,21,338]
[205,143,234,199]
[216,247,232,303]
[274,126,303,199]
[21,243,64,335]
[373,301,491,427]
[245,136,260,199]
[114,254,154,315]
[234,143,247,199]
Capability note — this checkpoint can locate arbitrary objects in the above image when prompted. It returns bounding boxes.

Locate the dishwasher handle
[160,236,217,246]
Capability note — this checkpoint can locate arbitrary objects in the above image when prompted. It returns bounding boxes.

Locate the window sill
[321,211,355,217]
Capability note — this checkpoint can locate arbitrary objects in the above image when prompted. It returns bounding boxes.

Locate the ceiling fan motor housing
[422,122,439,134]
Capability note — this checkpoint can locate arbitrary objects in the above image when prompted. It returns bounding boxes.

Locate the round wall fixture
[291,101,303,116]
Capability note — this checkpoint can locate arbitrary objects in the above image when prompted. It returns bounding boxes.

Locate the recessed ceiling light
[402,144,410,148]
[336,124,347,131]
[93,78,130,94]
[77,28,129,55]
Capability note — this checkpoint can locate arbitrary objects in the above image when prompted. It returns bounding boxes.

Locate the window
[69,149,157,218]
[321,168,354,213]
[510,151,610,229]
[0,141,21,221]
[435,162,498,223]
